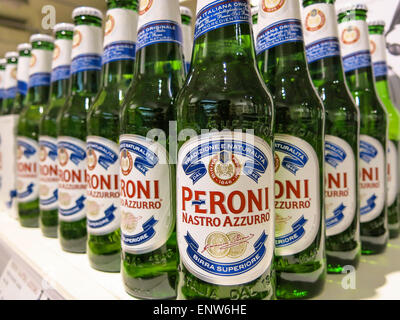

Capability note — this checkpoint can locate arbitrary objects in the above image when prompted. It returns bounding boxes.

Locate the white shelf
[0,212,400,300]
[0,213,133,300]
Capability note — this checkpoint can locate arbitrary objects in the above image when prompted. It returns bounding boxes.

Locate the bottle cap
[72,7,103,20]
[5,51,18,59]
[53,22,75,33]
[180,6,193,18]
[30,34,55,44]
[368,20,386,27]
[337,4,368,15]
[17,43,31,52]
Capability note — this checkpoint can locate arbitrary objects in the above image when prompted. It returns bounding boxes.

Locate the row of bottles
[0,0,397,300]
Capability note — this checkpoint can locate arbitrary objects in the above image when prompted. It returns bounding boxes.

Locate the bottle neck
[71,70,101,94]
[134,42,184,79]
[102,59,134,88]
[191,22,258,72]
[50,78,70,100]
[345,65,377,93]
[26,85,50,105]
[375,75,392,100]
[308,55,347,85]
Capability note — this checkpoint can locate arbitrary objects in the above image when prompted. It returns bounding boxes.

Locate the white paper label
[120,134,173,254]
[301,3,341,63]
[177,132,275,286]
[86,136,120,236]
[39,136,58,211]
[387,140,398,207]
[51,39,72,83]
[359,135,385,223]
[324,135,356,236]
[16,136,39,203]
[370,33,388,77]
[57,136,87,222]
[274,134,321,256]
[4,63,17,90]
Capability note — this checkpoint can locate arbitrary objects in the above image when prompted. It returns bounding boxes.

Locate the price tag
[0,259,42,300]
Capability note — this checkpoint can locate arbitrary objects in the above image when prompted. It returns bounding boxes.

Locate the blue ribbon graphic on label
[360,140,378,163]
[5,87,17,99]
[275,216,308,248]
[194,0,250,40]
[326,203,346,228]
[6,189,17,208]
[120,140,159,176]
[325,141,347,168]
[185,231,267,276]
[40,189,58,206]
[71,54,102,74]
[343,50,371,73]
[306,37,341,63]
[360,194,377,215]
[58,140,86,165]
[18,140,37,158]
[122,216,158,246]
[182,139,269,184]
[29,73,51,88]
[17,80,28,96]
[88,204,116,229]
[87,141,118,170]
[18,183,34,199]
[137,20,182,51]
[102,41,136,65]
[275,140,308,175]
[40,139,57,161]
[51,65,70,83]
[373,61,388,78]
[59,195,86,216]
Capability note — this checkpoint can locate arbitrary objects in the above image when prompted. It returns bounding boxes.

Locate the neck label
[17,56,30,96]
[71,25,103,74]
[29,49,52,88]
[86,136,120,235]
[338,20,371,73]
[39,136,58,210]
[103,8,138,65]
[370,33,388,77]
[4,63,17,99]
[16,137,39,203]
[177,132,274,286]
[324,135,356,236]
[301,3,340,63]
[52,39,72,82]
[256,0,303,55]
[137,0,182,51]
[57,136,87,222]
[194,0,250,40]
[359,135,385,223]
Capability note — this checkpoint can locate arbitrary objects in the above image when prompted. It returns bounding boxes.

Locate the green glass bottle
[120,0,184,299]
[87,0,138,272]
[368,20,400,239]
[338,5,389,254]
[256,0,326,299]
[13,43,31,114]
[57,7,103,253]
[0,59,5,113]
[39,23,74,238]
[2,52,18,115]
[175,0,275,300]
[180,6,193,74]
[16,34,54,228]
[301,0,361,274]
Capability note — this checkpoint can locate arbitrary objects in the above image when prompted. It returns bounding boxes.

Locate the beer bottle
[0,59,5,113]
[13,43,31,114]
[87,0,138,272]
[368,20,400,239]
[180,6,193,73]
[256,0,326,299]
[2,52,18,115]
[175,0,275,300]
[301,0,361,273]
[39,23,74,238]
[17,34,54,227]
[338,5,388,254]
[119,0,184,299]
[57,7,103,253]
